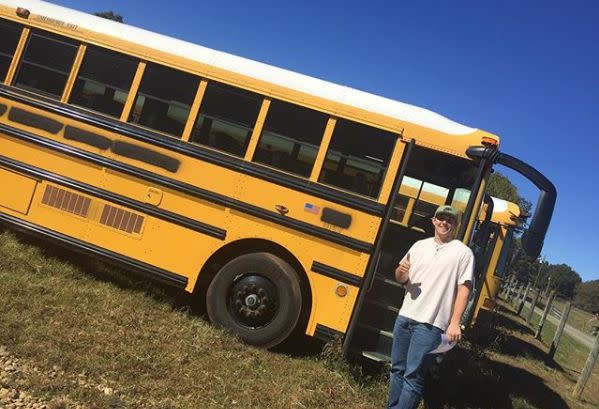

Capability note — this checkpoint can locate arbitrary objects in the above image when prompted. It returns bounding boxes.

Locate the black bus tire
[206,252,303,349]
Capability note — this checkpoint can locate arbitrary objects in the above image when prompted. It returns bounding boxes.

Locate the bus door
[346,142,487,363]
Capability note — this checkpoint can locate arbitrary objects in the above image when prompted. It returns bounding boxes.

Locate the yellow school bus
[466,197,522,327]
[0,0,556,361]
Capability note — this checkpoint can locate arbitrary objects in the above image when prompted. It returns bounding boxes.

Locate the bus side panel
[0,167,38,215]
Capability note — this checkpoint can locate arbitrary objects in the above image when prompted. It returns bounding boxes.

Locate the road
[526,301,597,348]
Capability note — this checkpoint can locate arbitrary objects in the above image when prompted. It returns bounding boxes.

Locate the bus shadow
[424,346,569,409]
[10,229,186,307]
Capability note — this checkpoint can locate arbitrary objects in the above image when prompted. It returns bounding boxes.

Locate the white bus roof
[3,0,478,136]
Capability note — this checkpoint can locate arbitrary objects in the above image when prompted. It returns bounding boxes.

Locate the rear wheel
[206,252,303,348]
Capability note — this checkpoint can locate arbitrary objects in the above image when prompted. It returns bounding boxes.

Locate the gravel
[0,345,51,409]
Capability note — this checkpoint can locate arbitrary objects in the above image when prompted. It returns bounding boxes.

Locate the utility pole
[532,256,545,290]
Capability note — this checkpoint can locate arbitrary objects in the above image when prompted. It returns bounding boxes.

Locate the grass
[0,228,598,408]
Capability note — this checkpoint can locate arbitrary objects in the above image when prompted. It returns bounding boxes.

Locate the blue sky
[48,0,598,281]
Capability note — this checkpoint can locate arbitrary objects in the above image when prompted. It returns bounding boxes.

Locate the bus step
[375,275,403,288]
[359,323,393,339]
[361,350,391,364]
[360,301,399,330]
[356,324,393,356]
[369,277,405,307]
[365,298,400,314]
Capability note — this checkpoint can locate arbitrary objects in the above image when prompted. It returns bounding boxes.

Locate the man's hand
[395,254,410,284]
[446,321,462,343]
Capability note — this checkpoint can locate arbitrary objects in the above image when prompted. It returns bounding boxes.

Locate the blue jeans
[387,315,442,409]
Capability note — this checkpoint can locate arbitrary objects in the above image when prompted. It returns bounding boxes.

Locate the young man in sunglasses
[387,205,474,409]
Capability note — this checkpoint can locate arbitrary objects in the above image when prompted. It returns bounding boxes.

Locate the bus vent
[42,185,91,218]
[99,204,144,234]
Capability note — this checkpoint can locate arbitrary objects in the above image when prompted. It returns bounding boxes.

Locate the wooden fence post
[535,291,555,340]
[517,282,531,315]
[572,333,599,399]
[547,301,572,361]
[526,288,541,324]
[513,284,524,306]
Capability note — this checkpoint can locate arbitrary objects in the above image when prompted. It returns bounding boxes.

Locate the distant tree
[94,11,124,23]
[488,172,520,204]
[488,172,532,216]
[574,280,599,313]
[545,263,582,299]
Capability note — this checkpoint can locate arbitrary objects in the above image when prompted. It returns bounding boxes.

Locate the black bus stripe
[0,155,227,240]
[8,107,63,134]
[0,103,6,116]
[64,125,112,150]
[311,261,362,287]
[0,85,385,216]
[0,212,188,288]
[112,140,180,173]
[0,123,373,253]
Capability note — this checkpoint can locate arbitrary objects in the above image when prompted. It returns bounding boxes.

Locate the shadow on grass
[467,308,565,372]
[11,229,186,302]
[424,345,569,409]
[493,304,536,336]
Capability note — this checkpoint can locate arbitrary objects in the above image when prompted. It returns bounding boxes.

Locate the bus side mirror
[496,154,556,260]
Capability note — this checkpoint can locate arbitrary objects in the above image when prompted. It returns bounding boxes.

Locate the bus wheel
[206,252,302,349]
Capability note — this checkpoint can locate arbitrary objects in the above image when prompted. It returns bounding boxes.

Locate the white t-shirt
[398,237,474,331]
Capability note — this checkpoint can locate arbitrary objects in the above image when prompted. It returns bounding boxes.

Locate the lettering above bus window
[318,119,396,199]
[128,63,200,137]
[0,20,22,82]
[14,30,79,98]
[190,81,262,157]
[34,15,78,31]
[254,99,327,177]
[69,46,138,118]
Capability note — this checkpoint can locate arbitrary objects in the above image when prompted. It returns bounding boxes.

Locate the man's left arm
[446,282,472,343]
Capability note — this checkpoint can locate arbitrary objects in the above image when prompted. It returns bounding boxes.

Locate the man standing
[387,205,474,409]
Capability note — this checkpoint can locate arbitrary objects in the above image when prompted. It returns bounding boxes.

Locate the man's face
[432,215,457,241]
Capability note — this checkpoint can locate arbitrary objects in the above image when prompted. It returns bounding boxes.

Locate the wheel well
[194,239,312,333]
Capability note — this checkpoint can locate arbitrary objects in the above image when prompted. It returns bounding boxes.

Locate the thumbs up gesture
[395,253,410,284]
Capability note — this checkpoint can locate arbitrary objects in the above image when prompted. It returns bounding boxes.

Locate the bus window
[190,81,262,156]
[318,119,396,198]
[128,63,199,137]
[254,99,327,177]
[69,46,138,118]
[14,30,78,98]
[393,146,478,234]
[0,20,22,82]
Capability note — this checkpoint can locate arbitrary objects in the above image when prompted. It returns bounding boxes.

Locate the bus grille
[42,185,91,217]
[99,204,144,234]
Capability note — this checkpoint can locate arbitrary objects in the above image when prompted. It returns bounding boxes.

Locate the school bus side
[0,1,496,348]
[471,198,521,325]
